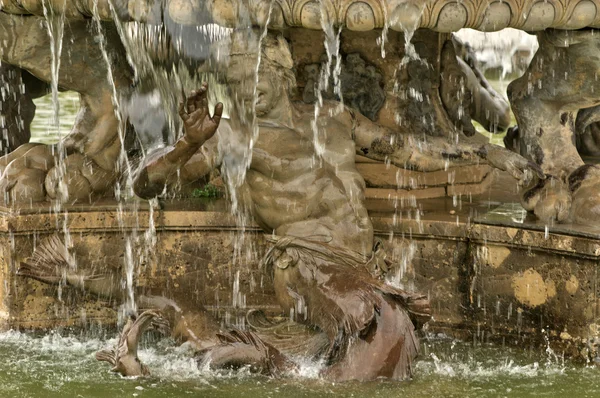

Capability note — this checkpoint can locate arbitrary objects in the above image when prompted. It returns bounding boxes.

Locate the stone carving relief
[179,0,600,32]
[4,0,600,32]
[301,53,386,121]
[202,0,600,32]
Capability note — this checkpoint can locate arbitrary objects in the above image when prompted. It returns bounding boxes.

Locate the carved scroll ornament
[2,0,600,32]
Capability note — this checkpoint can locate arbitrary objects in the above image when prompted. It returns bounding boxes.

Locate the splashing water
[0,330,590,397]
[388,239,417,291]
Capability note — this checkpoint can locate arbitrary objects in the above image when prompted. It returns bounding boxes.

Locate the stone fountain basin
[3,0,600,33]
[1,187,599,359]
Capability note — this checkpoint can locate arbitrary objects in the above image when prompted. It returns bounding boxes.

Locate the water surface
[0,330,595,398]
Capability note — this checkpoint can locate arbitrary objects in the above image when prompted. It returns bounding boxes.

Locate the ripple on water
[0,331,598,398]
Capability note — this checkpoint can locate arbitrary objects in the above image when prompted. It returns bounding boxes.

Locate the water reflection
[0,330,594,398]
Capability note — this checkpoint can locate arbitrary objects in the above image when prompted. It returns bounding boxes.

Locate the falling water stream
[41,0,68,205]
[311,7,343,160]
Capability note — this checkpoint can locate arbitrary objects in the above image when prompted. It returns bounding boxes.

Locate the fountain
[0,0,600,392]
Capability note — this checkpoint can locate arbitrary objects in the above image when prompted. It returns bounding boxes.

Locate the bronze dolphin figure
[20,234,431,381]
[196,235,431,381]
[96,311,167,377]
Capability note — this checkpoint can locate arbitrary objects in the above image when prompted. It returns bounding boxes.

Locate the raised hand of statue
[179,83,224,146]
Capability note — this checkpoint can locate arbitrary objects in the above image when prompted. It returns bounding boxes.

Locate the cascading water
[39,1,79,322]
[213,2,277,318]
[3,0,600,393]
[311,5,343,161]
[102,0,276,323]
[41,0,68,206]
[91,0,141,317]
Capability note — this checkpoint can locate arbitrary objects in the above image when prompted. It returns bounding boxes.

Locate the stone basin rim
[1,208,599,259]
[2,0,600,33]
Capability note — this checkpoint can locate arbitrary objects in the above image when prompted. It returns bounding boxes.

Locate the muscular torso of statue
[244,103,371,254]
[136,96,373,257]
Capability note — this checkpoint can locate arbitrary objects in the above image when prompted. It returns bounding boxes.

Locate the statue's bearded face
[227,56,285,117]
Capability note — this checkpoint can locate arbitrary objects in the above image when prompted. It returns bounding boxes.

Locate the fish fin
[95,348,117,366]
[392,309,420,379]
[217,329,251,346]
[33,234,75,268]
[122,311,161,357]
[201,328,294,375]
[17,261,62,284]
[17,234,74,284]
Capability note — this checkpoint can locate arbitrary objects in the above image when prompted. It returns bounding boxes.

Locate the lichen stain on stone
[546,278,557,298]
[520,231,532,245]
[512,268,548,307]
[584,298,596,320]
[487,246,511,268]
[566,275,579,294]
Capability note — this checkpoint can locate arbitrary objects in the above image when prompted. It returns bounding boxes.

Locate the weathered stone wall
[468,224,600,347]
[1,202,599,360]
[0,205,276,330]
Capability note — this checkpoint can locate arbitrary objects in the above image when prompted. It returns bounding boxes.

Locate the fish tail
[17,234,73,285]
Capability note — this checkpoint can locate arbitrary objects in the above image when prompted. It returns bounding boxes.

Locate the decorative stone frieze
[2,0,600,32]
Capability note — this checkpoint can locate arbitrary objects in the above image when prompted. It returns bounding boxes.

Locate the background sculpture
[0,3,528,207]
[0,13,131,203]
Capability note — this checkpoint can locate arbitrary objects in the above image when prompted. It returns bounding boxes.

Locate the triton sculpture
[5,0,600,384]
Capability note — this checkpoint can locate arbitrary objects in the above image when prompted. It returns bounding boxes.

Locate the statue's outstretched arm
[353,109,453,172]
[352,110,544,186]
[134,83,223,199]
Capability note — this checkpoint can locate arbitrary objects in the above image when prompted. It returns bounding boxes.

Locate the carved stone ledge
[200,0,600,32]
[3,0,600,32]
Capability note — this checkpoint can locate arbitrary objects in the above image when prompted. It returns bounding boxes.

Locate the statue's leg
[0,13,132,204]
[508,29,600,223]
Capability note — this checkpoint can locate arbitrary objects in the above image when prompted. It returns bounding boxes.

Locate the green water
[1,331,596,398]
[30,92,79,145]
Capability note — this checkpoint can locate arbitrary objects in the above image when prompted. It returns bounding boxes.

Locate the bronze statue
[125,32,539,380]
[19,233,429,380]
[127,31,436,380]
